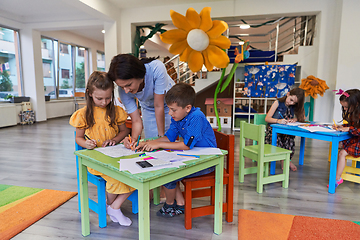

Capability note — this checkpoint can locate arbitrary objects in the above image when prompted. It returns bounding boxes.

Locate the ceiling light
[140,45,145,49]
[79,47,85,50]
[239,41,244,45]
[239,34,249,36]
[240,24,250,29]
[101,30,105,34]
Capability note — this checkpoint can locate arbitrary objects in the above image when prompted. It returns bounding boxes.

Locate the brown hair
[278,87,305,122]
[339,89,360,127]
[85,71,116,129]
[165,83,195,108]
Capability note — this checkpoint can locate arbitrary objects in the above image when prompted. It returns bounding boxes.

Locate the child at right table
[331,89,360,189]
[264,87,305,171]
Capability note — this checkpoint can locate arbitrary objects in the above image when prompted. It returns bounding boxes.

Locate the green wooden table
[74,149,225,240]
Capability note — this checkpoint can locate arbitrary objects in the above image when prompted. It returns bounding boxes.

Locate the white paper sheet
[118,157,187,174]
[146,150,184,161]
[298,126,337,132]
[94,144,142,158]
[182,147,223,155]
[286,122,305,126]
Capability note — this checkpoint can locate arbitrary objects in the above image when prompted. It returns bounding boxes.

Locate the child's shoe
[156,200,178,218]
[175,204,184,215]
[107,205,132,226]
[327,178,343,189]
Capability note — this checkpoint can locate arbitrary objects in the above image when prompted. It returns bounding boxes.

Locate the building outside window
[0,26,22,101]
[42,37,89,99]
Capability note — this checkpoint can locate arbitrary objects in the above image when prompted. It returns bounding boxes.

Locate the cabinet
[232,64,300,130]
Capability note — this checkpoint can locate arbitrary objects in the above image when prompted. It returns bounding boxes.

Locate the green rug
[0,184,77,240]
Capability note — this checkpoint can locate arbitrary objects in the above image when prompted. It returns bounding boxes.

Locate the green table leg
[138,183,150,240]
[153,186,160,205]
[214,156,224,235]
[79,158,90,236]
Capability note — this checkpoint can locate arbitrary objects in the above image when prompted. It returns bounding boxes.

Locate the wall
[333,0,360,122]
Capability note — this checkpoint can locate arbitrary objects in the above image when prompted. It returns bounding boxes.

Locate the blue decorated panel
[243,64,297,98]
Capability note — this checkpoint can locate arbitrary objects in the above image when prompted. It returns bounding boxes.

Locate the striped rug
[0,184,77,240]
[238,209,360,240]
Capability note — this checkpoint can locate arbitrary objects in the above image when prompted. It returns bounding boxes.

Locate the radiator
[0,104,17,127]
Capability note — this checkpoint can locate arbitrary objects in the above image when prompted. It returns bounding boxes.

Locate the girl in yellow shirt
[70,71,134,226]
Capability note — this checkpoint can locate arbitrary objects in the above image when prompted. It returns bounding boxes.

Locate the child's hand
[122,136,136,149]
[136,141,160,152]
[278,119,288,124]
[85,139,97,149]
[102,139,116,147]
[338,126,350,132]
[287,119,296,123]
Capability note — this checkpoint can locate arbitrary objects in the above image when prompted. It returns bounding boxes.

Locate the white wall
[333,0,360,122]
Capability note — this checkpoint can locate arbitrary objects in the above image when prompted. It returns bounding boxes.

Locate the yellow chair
[341,155,360,184]
[239,121,292,193]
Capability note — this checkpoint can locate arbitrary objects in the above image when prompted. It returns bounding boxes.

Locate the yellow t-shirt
[70,105,135,194]
[69,105,127,147]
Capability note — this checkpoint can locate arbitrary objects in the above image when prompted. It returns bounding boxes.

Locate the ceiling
[0,0,305,53]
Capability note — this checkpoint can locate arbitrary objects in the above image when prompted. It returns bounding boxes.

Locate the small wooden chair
[239,121,292,193]
[341,155,360,183]
[181,130,234,230]
[74,92,86,111]
[75,134,138,228]
[253,113,267,146]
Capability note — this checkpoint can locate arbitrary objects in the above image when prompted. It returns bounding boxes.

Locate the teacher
[108,54,175,146]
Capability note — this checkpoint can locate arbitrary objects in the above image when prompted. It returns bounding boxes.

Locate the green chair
[253,113,267,145]
[239,121,292,193]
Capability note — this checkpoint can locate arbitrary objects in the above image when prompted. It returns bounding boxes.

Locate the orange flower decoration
[160,7,231,72]
[299,75,329,98]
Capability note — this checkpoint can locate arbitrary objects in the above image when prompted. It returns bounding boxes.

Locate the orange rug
[0,184,77,240]
[238,209,360,240]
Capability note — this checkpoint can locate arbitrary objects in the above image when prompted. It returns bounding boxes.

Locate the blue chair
[75,133,138,228]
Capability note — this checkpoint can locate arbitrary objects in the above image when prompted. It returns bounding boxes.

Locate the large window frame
[0,25,23,102]
[41,36,89,100]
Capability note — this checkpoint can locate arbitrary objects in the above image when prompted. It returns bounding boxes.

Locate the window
[224,108,228,113]
[78,47,85,57]
[217,108,220,113]
[210,108,213,113]
[75,46,88,92]
[224,118,228,124]
[61,69,70,79]
[43,62,51,78]
[97,51,105,71]
[60,43,69,54]
[42,38,89,99]
[210,118,214,123]
[0,26,22,101]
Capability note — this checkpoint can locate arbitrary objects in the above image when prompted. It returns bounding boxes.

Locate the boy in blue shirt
[135,82,217,217]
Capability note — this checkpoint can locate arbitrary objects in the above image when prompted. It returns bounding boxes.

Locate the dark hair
[85,71,116,129]
[165,83,195,108]
[278,87,305,121]
[108,54,146,81]
[339,89,360,127]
